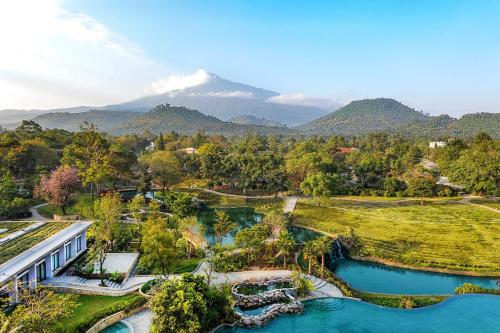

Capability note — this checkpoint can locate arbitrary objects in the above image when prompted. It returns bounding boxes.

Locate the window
[36,261,46,282]
[76,235,82,253]
[18,272,29,289]
[52,251,60,271]
[65,242,72,261]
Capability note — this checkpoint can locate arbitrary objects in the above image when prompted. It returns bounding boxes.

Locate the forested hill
[297,98,427,136]
[395,113,500,138]
[32,110,142,132]
[113,105,293,135]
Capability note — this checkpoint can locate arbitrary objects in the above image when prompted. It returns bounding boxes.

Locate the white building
[429,141,446,149]
[0,222,90,296]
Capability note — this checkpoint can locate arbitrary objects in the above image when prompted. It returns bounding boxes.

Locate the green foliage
[353,291,447,308]
[150,274,233,333]
[300,173,348,197]
[454,283,500,295]
[399,296,416,309]
[291,270,315,297]
[235,223,270,262]
[213,210,237,244]
[276,230,295,268]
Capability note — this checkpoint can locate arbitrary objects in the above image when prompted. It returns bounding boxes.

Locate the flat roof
[0,221,91,284]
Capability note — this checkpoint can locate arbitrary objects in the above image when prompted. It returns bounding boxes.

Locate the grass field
[0,222,72,264]
[37,194,93,219]
[58,294,145,333]
[334,195,463,202]
[470,198,500,210]
[293,198,500,274]
[0,222,33,237]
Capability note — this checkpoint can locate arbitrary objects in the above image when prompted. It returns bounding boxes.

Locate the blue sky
[1,0,500,116]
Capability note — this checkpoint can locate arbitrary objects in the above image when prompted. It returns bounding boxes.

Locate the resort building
[0,222,91,296]
[429,141,446,149]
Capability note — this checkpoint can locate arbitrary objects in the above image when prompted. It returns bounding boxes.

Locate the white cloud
[149,69,213,94]
[204,91,255,98]
[266,93,340,110]
[0,0,158,110]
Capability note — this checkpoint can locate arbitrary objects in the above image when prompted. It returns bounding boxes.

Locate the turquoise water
[101,321,129,333]
[334,259,499,295]
[218,295,500,333]
[289,226,321,244]
[197,208,262,246]
[235,303,277,316]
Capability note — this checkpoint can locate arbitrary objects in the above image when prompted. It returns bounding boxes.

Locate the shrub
[399,296,416,309]
[455,283,500,295]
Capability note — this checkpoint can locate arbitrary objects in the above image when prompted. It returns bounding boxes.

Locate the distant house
[429,141,446,149]
[145,142,156,152]
[337,147,358,154]
[182,147,197,155]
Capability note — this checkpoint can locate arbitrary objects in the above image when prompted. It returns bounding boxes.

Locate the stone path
[122,309,152,333]
[283,196,298,214]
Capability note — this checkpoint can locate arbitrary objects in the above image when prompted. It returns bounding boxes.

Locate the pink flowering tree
[36,166,81,215]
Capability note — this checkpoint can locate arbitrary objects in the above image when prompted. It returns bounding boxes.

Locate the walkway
[460,195,500,214]
[283,196,298,214]
[122,309,152,333]
[200,188,277,199]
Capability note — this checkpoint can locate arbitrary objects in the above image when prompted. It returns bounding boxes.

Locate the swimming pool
[218,294,500,333]
[100,321,130,333]
[334,258,499,295]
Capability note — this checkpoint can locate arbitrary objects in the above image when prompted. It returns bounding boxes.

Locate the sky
[1,0,500,117]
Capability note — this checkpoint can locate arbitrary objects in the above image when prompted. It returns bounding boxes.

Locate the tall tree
[213,210,236,244]
[262,210,288,240]
[314,236,332,279]
[35,166,80,215]
[90,192,121,285]
[140,150,181,194]
[61,122,110,200]
[276,230,295,268]
[406,171,436,206]
[302,240,317,274]
[140,217,178,277]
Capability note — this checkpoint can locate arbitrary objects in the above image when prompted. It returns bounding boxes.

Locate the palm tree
[315,236,332,279]
[276,230,295,268]
[214,210,236,244]
[302,240,317,274]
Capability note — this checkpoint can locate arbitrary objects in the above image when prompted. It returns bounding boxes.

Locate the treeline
[1,120,499,218]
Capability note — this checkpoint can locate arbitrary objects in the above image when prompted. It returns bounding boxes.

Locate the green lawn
[0,223,72,264]
[470,198,500,210]
[0,222,33,237]
[334,195,463,202]
[293,198,500,274]
[173,257,202,273]
[37,194,93,219]
[353,291,447,308]
[58,294,146,333]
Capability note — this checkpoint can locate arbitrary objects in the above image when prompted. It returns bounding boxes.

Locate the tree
[302,240,317,274]
[156,132,165,150]
[406,171,436,206]
[213,210,236,244]
[314,236,332,279]
[150,274,232,333]
[35,166,80,215]
[140,150,181,194]
[300,173,346,198]
[61,122,110,200]
[90,192,121,285]
[138,167,152,197]
[140,218,178,277]
[276,230,295,268]
[8,286,77,333]
[262,210,288,240]
[127,195,145,222]
[235,224,270,262]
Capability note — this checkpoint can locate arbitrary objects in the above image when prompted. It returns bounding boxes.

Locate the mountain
[33,104,294,136]
[228,115,285,127]
[1,71,336,127]
[105,72,332,126]
[298,98,428,136]
[33,110,142,132]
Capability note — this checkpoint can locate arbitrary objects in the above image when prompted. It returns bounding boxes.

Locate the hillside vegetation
[298,98,427,136]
